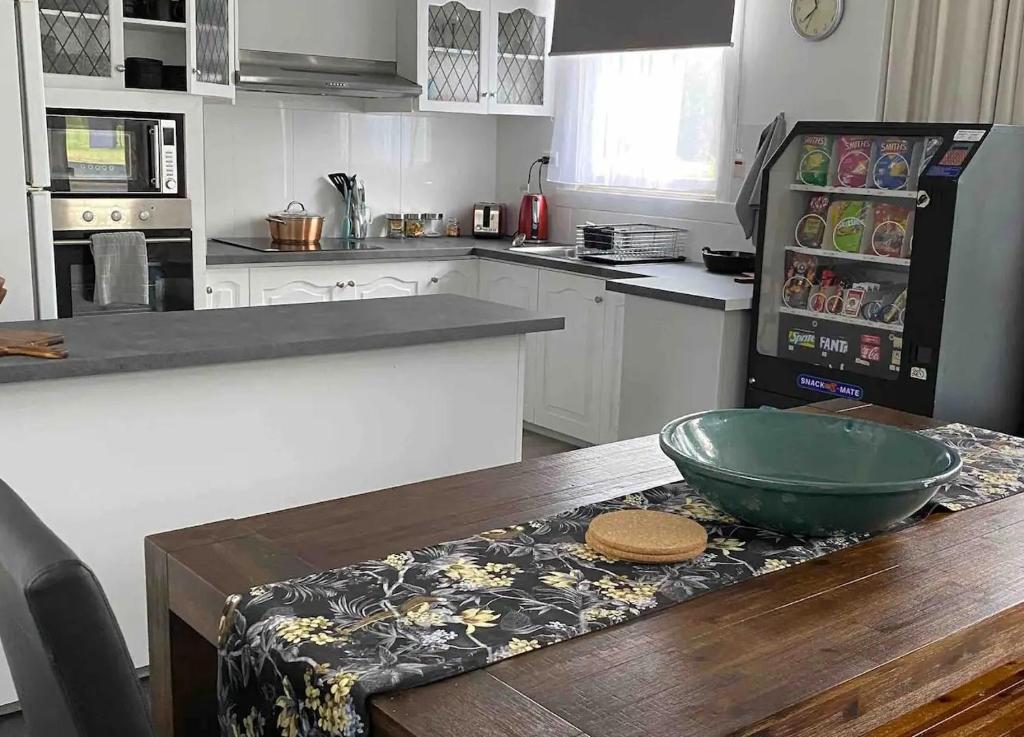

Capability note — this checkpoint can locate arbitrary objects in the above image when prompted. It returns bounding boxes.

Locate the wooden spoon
[0,345,68,360]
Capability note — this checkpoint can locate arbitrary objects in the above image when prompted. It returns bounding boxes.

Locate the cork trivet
[586,510,707,559]
[585,533,705,563]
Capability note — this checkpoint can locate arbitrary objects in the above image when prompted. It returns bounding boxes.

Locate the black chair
[0,479,154,737]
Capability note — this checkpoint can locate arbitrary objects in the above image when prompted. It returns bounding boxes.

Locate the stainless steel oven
[52,198,193,318]
[46,110,184,196]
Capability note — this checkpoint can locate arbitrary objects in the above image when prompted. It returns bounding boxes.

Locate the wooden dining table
[145,399,1024,737]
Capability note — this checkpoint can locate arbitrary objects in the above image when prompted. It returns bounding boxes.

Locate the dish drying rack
[575,224,688,263]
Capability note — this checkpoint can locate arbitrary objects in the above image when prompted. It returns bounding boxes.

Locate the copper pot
[266,201,325,245]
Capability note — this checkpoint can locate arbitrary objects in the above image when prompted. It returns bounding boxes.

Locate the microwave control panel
[160,120,179,194]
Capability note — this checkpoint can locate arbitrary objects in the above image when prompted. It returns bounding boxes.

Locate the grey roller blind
[551,0,735,55]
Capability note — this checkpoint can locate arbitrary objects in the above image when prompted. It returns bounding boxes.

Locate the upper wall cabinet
[37,0,236,98]
[398,0,554,116]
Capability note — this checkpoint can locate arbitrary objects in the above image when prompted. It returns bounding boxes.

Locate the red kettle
[517,156,550,243]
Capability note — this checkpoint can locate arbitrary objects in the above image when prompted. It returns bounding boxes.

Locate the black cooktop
[214,237,384,253]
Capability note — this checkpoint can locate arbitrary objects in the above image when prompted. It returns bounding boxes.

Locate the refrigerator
[746,122,1024,434]
[0,0,56,322]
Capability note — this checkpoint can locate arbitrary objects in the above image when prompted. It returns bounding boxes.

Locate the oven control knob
[110,210,123,222]
[81,210,94,223]
[139,210,151,222]
[165,179,176,190]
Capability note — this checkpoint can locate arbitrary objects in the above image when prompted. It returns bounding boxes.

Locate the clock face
[792,0,844,40]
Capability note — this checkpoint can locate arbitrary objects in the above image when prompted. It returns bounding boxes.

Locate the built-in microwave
[46,110,184,196]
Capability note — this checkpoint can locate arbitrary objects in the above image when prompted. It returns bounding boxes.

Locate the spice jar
[445,217,460,238]
[404,213,424,238]
[386,213,404,239]
[422,213,444,238]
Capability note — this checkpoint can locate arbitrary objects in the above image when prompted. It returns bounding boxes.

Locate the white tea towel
[90,232,149,307]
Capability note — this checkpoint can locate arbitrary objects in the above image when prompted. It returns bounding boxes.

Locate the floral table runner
[218,422,1024,737]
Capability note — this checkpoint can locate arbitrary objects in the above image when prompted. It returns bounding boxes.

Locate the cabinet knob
[206,286,213,294]
[594,295,604,304]
[336,281,346,288]
[430,276,439,284]
[115,64,126,73]
[347,280,355,287]
[192,68,201,77]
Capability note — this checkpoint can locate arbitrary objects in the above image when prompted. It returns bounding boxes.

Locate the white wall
[494,0,892,252]
[204,95,497,239]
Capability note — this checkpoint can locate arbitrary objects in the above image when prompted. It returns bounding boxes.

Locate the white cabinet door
[38,0,125,89]
[533,270,606,443]
[187,0,235,99]
[478,260,540,421]
[205,268,249,309]
[487,0,554,116]
[249,266,346,306]
[422,260,479,297]
[347,263,423,300]
[417,0,490,114]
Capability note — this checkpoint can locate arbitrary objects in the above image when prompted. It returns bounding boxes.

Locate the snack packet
[873,137,914,190]
[796,134,833,186]
[870,203,913,258]
[782,250,818,309]
[833,135,874,188]
[794,194,831,248]
[828,200,869,253]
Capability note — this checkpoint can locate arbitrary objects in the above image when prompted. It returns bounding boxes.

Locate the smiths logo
[819,335,849,354]
[787,329,815,349]
[805,134,828,147]
[798,374,864,400]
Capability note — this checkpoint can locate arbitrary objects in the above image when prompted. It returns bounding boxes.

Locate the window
[548,46,735,199]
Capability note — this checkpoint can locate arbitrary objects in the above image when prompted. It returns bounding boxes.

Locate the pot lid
[270,201,324,220]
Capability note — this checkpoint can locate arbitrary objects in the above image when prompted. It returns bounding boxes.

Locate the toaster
[472,202,505,239]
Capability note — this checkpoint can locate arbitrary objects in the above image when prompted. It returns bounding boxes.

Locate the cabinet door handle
[336,281,346,288]
[430,276,439,284]
[115,64,126,73]
[347,280,356,287]
[206,286,213,294]
[594,295,604,304]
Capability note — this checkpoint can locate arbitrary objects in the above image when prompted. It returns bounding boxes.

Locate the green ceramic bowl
[659,409,961,536]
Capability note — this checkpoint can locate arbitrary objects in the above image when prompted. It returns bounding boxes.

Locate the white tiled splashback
[204,95,498,239]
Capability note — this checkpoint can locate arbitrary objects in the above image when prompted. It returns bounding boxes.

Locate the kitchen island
[0,295,562,707]
[147,400,1024,737]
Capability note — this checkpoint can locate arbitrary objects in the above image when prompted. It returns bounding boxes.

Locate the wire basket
[575,223,688,263]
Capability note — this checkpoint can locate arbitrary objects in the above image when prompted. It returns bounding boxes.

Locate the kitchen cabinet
[422,260,479,298]
[36,0,235,98]
[204,267,249,309]
[532,270,607,443]
[478,260,540,421]
[397,0,554,116]
[242,260,477,307]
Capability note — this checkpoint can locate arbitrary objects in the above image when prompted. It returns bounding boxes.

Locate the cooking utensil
[0,276,6,305]
[660,409,961,536]
[266,201,325,246]
[701,247,756,275]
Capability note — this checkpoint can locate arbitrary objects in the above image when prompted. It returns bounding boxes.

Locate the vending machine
[746,122,1024,433]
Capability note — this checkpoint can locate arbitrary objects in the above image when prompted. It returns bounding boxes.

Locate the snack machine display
[746,122,1024,433]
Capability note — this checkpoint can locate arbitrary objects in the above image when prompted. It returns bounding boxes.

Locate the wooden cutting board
[0,329,68,360]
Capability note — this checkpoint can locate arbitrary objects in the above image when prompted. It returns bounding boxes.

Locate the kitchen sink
[509,245,577,258]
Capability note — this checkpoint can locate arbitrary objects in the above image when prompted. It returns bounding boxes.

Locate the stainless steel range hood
[236,50,422,99]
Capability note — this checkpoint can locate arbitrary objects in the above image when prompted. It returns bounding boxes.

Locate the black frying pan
[702,247,755,275]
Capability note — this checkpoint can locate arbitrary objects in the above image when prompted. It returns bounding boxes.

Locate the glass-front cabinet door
[187,0,235,99]
[488,0,554,115]
[38,0,125,88]
[419,0,489,113]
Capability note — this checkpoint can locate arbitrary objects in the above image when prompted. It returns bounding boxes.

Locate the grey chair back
[0,479,154,737]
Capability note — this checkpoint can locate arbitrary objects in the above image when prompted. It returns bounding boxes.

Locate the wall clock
[791,0,844,41]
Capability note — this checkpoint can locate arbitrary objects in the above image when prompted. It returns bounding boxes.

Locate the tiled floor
[0,431,576,735]
[522,429,580,459]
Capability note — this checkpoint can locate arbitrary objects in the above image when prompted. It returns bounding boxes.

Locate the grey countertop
[0,295,563,385]
[208,237,754,311]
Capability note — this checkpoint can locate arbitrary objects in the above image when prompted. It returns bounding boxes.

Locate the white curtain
[884,0,1024,123]
[548,47,729,197]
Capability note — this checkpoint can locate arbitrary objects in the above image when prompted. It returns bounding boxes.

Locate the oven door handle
[151,126,163,191]
[53,237,192,246]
